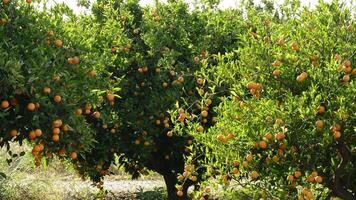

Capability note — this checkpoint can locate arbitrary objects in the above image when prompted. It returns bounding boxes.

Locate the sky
[46,0,351,14]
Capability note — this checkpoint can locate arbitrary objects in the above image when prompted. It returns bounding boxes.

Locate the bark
[163,172,190,200]
[327,143,356,200]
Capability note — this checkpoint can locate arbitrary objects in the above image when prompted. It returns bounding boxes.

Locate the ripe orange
[190,176,197,182]
[29,130,36,140]
[93,111,101,119]
[344,59,351,67]
[233,160,240,167]
[272,69,281,77]
[197,78,205,85]
[294,171,302,178]
[167,131,173,137]
[275,118,283,126]
[272,155,279,163]
[54,39,63,48]
[291,42,300,51]
[287,175,294,182]
[58,149,65,156]
[70,152,78,160]
[316,120,324,130]
[275,132,285,140]
[246,154,253,162]
[43,87,51,94]
[52,75,60,82]
[9,129,18,138]
[259,141,267,149]
[342,74,350,82]
[315,176,323,183]
[178,113,186,122]
[265,133,273,140]
[52,128,60,135]
[277,38,285,46]
[201,110,208,117]
[26,103,35,111]
[1,100,9,109]
[176,191,184,197]
[62,124,69,132]
[26,0,32,3]
[178,76,184,83]
[75,108,82,115]
[47,30,54,37]
[232,168,239,174]
[107,93,114,101]
[88,70,97,77]
[3,0,10,5]
[317,105,325,114]
[52,119,63,128]
[54,95,62,103]
[35,129,42,137]
[272,59,282,67]
[197,126,204,132]
[333,131,341,139]
[250,171,259,180]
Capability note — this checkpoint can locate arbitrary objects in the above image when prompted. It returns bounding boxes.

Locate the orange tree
[0,0,118,180]
[69,0,246,199]
[176,1,356,199]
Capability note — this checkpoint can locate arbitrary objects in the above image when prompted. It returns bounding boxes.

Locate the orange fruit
[62,124,69,132]
[178,76,184,83]
[29,130,36,140]
[316,120,324,130]
[275,118,283,126]
[142,66,148,73]
[246,154,253,162]
[9,129,18,138]
[275,132,285,140]
[232,168,239,174]
[204,187,211,193]
[52,119,63,128]
[294,171,302,178]
[52,75,60,82]
[197,126,204,132]
[272,155,279,162]
[58,149,65,156]
[317,105,325,114]
[272,60,282,67]
[93,111,101,119]
[3,0,10,4]
[344,59,351,67]
[277,38,285,46]
[342,74,350,82]
[315,176,323,183]
[72,56,80,64]
[70,152,78,160]
[88,70,97,77]
[291,42,300,51]
[52,128,60,135]
[259,141,267,149]
[272,69,281,77]
[47,30,54,37]
[167,131,173,137]
[75,108,82,115]
[352,68,356,75]
[54,39,63,48]
[27,103,36,111]
[107,93,114,101]
[26,0,32,3]
[162,82,168,88]
[178,113,186,122]
[35,129,42,137]
[176,190,184,197]
[43,87,51,94]
[201,110,208,117]
[250,171,259,180]
[227,133,235,139]
[1,100,9,109]
[265,133,273,140]
[197,78,205,85]
[54,95,62,103]
[333,131,341,139]
[287,175,294,182]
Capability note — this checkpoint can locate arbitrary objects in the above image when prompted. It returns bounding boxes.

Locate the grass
[0,143,166,200]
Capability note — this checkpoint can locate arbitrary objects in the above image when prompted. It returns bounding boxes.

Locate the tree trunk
[163,172,189,200]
